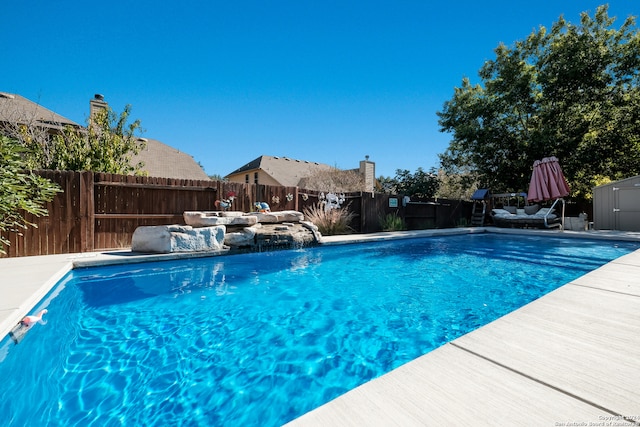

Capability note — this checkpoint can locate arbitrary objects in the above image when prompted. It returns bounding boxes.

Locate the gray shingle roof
[133,138,210,181]
[0,92,80,130]
[226,155,334,186]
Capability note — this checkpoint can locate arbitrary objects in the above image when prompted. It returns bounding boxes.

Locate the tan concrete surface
[0,253,73,340]
[287,344,611,426]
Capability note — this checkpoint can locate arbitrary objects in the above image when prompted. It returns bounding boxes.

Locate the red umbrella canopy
[527,156,570,203]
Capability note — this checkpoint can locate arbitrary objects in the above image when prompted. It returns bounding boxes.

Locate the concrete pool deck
[2,227,640,425]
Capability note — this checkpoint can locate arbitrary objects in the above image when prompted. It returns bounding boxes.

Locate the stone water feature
[131,210,321,254]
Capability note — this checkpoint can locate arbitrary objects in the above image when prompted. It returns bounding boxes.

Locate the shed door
[614,186,640,231]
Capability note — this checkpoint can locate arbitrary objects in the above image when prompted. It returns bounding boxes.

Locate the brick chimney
[359,155,375,192]
[89,93,108,124]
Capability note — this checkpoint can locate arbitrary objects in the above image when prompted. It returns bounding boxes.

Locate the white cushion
[536,208,555,216]
[492,209,512,216]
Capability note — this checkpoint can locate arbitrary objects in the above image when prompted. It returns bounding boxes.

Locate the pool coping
[2,227,640,425]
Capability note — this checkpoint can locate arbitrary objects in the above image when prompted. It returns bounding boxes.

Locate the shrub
[0,136,61,254]
[303,202,355,235]
[456,217,470,227]
[379,212,406,231]
[50,105,145,174]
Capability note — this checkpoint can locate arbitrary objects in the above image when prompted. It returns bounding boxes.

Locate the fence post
[79,171,95,252]
[361,192,367,232]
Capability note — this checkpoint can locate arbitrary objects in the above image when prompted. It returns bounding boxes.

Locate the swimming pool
[1,233,637,426]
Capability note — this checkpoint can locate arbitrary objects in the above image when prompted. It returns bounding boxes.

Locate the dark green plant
[376,175,397,193]
[456,217,470,227]
[379,211,406,231]
[394,167,440,198]
[0,136,61,254]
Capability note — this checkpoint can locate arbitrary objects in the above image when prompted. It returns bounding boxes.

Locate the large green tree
[0,136,61,254]
[393,167,440,198]
[438,5,640,200]
[377,168,441,197]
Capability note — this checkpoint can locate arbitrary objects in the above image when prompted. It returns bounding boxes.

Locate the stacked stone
[131,210,320,254]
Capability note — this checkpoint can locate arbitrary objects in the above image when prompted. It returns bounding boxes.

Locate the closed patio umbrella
[527,156,570,229]
[542,156,570,199]
[527,159,548,202]
[527,156,570,203]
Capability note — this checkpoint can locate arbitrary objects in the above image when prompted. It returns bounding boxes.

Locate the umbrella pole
[544,198,565,230]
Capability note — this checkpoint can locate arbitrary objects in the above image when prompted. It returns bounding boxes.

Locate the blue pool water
[0,234,638,426]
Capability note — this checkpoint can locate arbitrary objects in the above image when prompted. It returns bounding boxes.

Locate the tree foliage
[375,175,397,193]
[0,99,61,169]
[393,167,440,198]
[1,101,146,174]
[0,136,61,254]
[49,105,146,174]
[438,5,640,200]
[435,168,479,200]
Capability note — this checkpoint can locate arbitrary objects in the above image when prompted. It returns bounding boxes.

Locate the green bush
[303,202,355,235]
[49,105,145,174]
[379,212,406,231]
[0,136,61,254]
[456,217,470,227]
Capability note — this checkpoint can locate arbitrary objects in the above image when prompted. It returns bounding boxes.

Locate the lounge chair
[491,204,562,229]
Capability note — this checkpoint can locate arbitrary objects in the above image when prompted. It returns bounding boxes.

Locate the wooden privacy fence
[2,171,473,257]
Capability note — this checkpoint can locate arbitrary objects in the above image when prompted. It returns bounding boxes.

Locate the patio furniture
[491,204,561,229]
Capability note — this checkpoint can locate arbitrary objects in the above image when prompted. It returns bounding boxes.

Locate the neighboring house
[225,154,376,191]
[0,91,81,135]
[0,92,209,181]
[132,138,209,181]
[225,155,334,187]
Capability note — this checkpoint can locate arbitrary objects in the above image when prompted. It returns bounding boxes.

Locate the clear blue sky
[2,1,637,178]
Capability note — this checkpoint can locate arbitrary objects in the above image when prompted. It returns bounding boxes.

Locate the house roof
[133,138,210,181]
[226,155,334,187]
[0,92,80,130]
[1,91,209,181]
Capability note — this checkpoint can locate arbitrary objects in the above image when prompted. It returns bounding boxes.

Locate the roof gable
[133,138,210,181]
[227,156,264,175]
[0,92,80,130]
[226,155,334,187]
